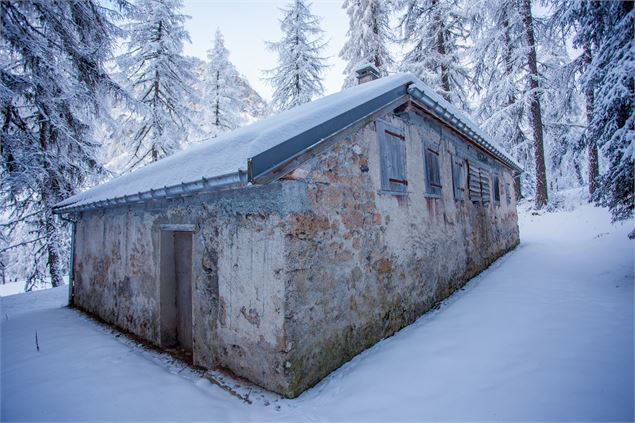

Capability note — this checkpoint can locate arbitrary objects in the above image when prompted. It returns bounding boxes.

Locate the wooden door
[173,232,193,351]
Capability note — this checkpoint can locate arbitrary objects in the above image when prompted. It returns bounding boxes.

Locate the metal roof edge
[248,83,410,182]
[406,85,523,173]
[53,171,247,215]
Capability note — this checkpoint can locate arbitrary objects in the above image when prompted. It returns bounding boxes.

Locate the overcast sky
[181,0,349,101]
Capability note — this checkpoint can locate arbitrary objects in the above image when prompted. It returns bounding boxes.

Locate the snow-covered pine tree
[539,54,585,192]
[550,0,634,220]
[586,2,634,221]
[0,0,128,288]
[549,0,613,198]
[469,0,532,197]
[469,0,573,206]
[519,0,548,208]
[265,0,328,111]
[540,55,586,191]
[118,0,197,168]
[234,76,269,120]
[201,29,244,138]
[340,0,393,88]
[396,0,471,109]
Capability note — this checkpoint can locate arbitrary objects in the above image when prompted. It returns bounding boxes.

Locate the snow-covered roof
[54,73,521,214]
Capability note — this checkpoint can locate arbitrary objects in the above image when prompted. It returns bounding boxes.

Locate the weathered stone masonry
[72,107,519,398]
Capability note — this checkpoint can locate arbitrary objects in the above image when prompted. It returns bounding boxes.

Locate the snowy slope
[0,281,57,297]
[2,204,633,421]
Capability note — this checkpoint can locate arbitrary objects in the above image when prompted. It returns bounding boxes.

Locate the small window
[377,121,407,193]
[424,144,442,197]
[493,175,501,202]
[451,157,465,200]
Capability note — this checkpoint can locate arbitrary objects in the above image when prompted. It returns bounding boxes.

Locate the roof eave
[248,83,411,183]
[53,170,248,215]
[407,85,523,173]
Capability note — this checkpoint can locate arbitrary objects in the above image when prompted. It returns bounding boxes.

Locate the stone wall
[276,110,519,397]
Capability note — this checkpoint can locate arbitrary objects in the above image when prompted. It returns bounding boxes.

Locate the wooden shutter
[451,158,465,200]
[377,121,407,193]
[424,145,442,197]
[468,160,482,203]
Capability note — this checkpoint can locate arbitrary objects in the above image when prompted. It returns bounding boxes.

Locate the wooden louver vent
[468,161,482,203]
[480,169,491,204]
[468,160,491,204]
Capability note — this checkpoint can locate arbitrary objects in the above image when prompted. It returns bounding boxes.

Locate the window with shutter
[468,161,482,203]
[480,169,491,204]
[451,157,465,200]
[493,175,501,202]
[377,121,407,193]
[424,144,442,197]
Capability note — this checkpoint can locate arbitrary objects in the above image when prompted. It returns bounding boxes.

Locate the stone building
[54,71,522,398]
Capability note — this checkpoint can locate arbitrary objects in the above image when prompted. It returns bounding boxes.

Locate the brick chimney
[355,63,380,84]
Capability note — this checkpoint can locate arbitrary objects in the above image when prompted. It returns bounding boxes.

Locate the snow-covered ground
[2,203,633,422]
[0,282,26,297]
[0,280,60,297]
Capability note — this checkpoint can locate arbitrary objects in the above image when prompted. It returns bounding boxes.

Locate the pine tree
[340,0,393,88]
[540,55,586,192]
[549,0,599,196]
[396,0,471,109]
[520,0,548,208]
[233,75,268,120]
[586,2,634,221]
[583,43,599,196]
[201,30,244,138]
[549,0,634,220]
[0,0,128,288]
[470,0,530,197]
[469,0,572,205]
[265,0,328,111]
[118,0,197,168]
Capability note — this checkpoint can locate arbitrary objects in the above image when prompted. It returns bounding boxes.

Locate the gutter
[53,170,248,215]
[406,85,523,173]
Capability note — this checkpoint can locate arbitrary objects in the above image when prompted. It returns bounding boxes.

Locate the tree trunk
[520,0,548,208]
[43,197,64,288]
[39,115,65,288]
[371,2,382,70]
[502,16,524,201]
[584,43,599,198]
[432,0,451,103]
